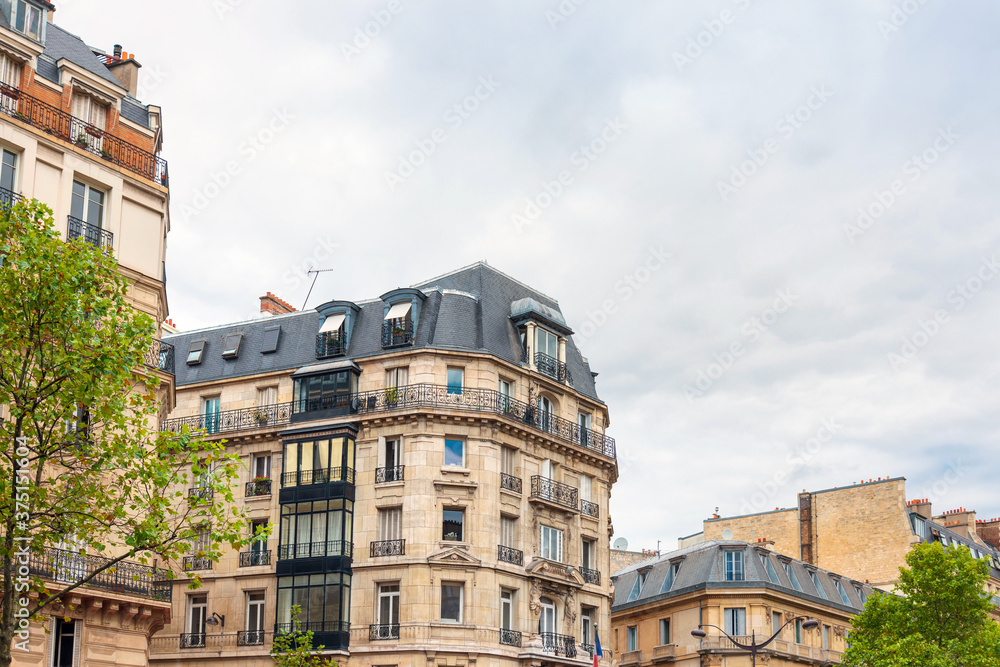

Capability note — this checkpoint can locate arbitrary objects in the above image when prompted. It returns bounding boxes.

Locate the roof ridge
[413,261,560,304]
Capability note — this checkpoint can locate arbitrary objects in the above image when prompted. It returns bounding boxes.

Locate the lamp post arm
[757,615,814,648]
[696,624,758,651]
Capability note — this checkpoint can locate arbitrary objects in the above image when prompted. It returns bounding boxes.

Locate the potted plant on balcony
[385,386,399,408]
[99,148,113,160]
[250,475,270,495]
[253,409,269,425]
[75,134,89,147]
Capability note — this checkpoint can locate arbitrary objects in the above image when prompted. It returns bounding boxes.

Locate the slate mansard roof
[164,262,605,403]
[611,540,873,615]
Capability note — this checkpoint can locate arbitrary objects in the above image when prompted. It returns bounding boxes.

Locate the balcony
[370,539,405,558]
[500,628,522,647]
[370,623,400,640]
[581,499,599,518]
[180,633,206,649]
[651,645,676,663]
[580,567,600,585]
[182,556,212,572]
[375,466,404,483]
[278,541,353,560]
[160,384,617,460]
[188,487,213,502]
[151,632,273,652]
[245,479,272,497]
[541,632,577,658]
[535,352,572,383]
[239,550,271,567]
[620,650,642,666]
[144,339,175,374]
[281,467,355,487]
[237,630,266,646]
[381,320,414,348]
[501,472,522,494]
[0,82,168,185]
[498,544,524,566]
[316,332,344,359]
[0,186,24,211]
[26,547,171,602]
[66,215,113,250]
[276,620,350,635]
[530,476,579,512]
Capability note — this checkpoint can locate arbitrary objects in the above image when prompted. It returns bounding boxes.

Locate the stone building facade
[151,262,619,667]
[3,2,174,666]
[610,541,873,667]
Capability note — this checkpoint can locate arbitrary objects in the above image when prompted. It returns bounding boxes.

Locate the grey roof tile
[42,23,124,90]
[120,97,149,128]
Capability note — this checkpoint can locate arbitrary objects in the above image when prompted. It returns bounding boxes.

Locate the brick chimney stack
[975,518,1000,550]
[260,292,296,316]
[933,507,978,539]
[907,498,933,519]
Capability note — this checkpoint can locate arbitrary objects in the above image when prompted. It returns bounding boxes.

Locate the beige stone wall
[611,550,659,575]
[704,509,800,556]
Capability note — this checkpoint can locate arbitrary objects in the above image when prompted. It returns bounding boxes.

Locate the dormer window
[11,1,46,42]
[186,340,206,366]
[379,288,426,349]
[221,333,242,359]
[317,313,346,359]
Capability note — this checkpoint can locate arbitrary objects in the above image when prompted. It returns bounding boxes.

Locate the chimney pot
[113,44,122,58]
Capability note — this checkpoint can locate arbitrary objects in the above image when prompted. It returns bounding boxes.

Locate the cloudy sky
[60,0,999,551]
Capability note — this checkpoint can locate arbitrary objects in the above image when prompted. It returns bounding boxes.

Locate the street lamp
[691,616,819,667]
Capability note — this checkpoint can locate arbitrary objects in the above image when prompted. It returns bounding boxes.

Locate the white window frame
[626,625,637,652]
[581,539,594,570]
[70,180,107,229]
[377,582,400,625]
[444,438,464,467]
[501,515,517,548]
[723,607,746,636]
[386,366,409,388]
[378,507,402,542]
[540,524,563,562]
[440,582,463,623]
[245,591,265,632]
[659,617,670,645]
[500,588,515,631]
[252,454,271,480]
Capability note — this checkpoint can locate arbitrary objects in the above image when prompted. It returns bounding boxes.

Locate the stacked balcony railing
[370,540,405,557]
[66,215,113,250]
[162,384,616,460]
[182,556,212,572]
[500,629,522,647]
[239,550,271,567]
[581,499,599,518]
[0,82,169,185]
[381,320,414,348]
[535,352,572,383]
[245,479,272,497]
[375,466,404,483]
[580,567,601,585]
[281,467,355,487]
[370,623,400,640]
[541,632,578,658]
[144,339,175,374]
[500,473,522,494]
[26,547,171,602]
[530,476,579,511]
[498,545,523,566]
[316,332,344,359]
[278,540,353,560]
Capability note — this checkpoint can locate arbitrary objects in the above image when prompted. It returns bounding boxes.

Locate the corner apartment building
[151,262,620,667]
[610,541,873,666]
[1,2,175,666]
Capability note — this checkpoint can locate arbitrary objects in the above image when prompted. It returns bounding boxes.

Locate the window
[581,606,595,646]
[386,367,409,389]
[246,591,265,636]
[725,550,744,581]
[383,301,413,345]
[723,607,746,636]
[282,435,356,486]
[763,555,779,584]
[499,379,512,411]
[249,519,268,553]
[536,328,558,359]
[834,578,851,605]
[440,583,463,622]
[627,570,648,602]
[772,611,781,634]
[71,181,106,231]
[500,589,515,630]
[378,507,402,542]
[540,525,563,561]
[261,325,281,353]
[187,340,206,365]
[443,509,464,541]
[854,585,868,604]
[501,515,517,548]
[626,625,637,652]
[501,446,516,476]
[910,513,927,538]
[538,396,554,431]
[823,624,830,649]
[783,561,802,591]
[51,619,76,667]
[222,333,243,359]
[581,539,595,570]
[279,499,353,559]
[257,386,278,407]
[809,570,828,599]
[578,412,592,446]
[795,618,803,643]
[0,149,16,201]
[188,595,207,646]
[660,561,681,593]
[293,371,358,414]
[540,597,556,635]
[0,53,22,90]
[276,573,350,633]
[447,367,463,395]
[444,439,464,467]
[202,397,220,434]
[378,583,400,626]
[580,474,593,502]
[541,459,554,480]
[383,438,401,473]
[659,618,671,645]
[13,1,44,41]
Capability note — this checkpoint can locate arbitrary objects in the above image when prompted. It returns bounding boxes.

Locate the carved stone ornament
[529,581,542,618]
[564,589,577,625]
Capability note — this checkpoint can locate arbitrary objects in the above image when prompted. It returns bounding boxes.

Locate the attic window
[261,325,281,354]
[222,333,243,359]
[187,340,206,365]
[659,561,681,593]
[12,1,45,41]
[808,570,828,599]
[833,578,851,605]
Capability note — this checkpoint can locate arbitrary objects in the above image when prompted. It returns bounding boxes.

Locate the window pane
[441,585,462,622]
[447,368,463,394]
[87,187,104,227]
[444,439,463,466]
[443,510,463,541]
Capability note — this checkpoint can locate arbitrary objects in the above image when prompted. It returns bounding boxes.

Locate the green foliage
[0,201,254,661]
[842,542,1000,667]
[271,605,338,667]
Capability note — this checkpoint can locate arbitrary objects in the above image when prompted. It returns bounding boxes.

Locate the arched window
[539,596,557,636]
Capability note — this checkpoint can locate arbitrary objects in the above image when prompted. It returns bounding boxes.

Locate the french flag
[593,628,602,667]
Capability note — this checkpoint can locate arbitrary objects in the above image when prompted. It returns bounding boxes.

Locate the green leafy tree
[271,605,338,667]
[842,542,1000,667]
[0,201,251,666]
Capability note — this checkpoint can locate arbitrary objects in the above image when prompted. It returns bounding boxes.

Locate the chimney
[106,45,141,98]
[260,292,296,316]
[907,498,932,519]
[933,508,977,539]
[113,44,123,59]
[976,518,1000,550]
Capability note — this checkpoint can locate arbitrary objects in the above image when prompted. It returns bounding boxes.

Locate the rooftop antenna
[302,269,335,311]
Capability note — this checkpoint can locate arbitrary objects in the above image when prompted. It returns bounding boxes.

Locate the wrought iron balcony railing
[315,332,345,359]
[180,633,206,649]
[375,466,404,483]
[144,339,175,374]
[281,467,355,487]
[498,545,523,566]
[66,215,113,250]
[245,479,272,497]
[535,352,572,383]
[541,632,577,658]
[581,643,596,657]
[160,384,616,459]
[370,539,405,557]
[26,547,171,602]
[182,556,212,572]
[276,620,350,635]
[381,320,414,348]
[580,567,600,585]
[0,186,24,211]
[188,487,213,501]
[500,473,522,494]
[530,476,579,511]
[370,623,400,640]
[239,550,271,567]
[0,82,168,185]
[500,628,522,647]
[278,540,353,560]
[236,630,266,646]
[581,499,599,518]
